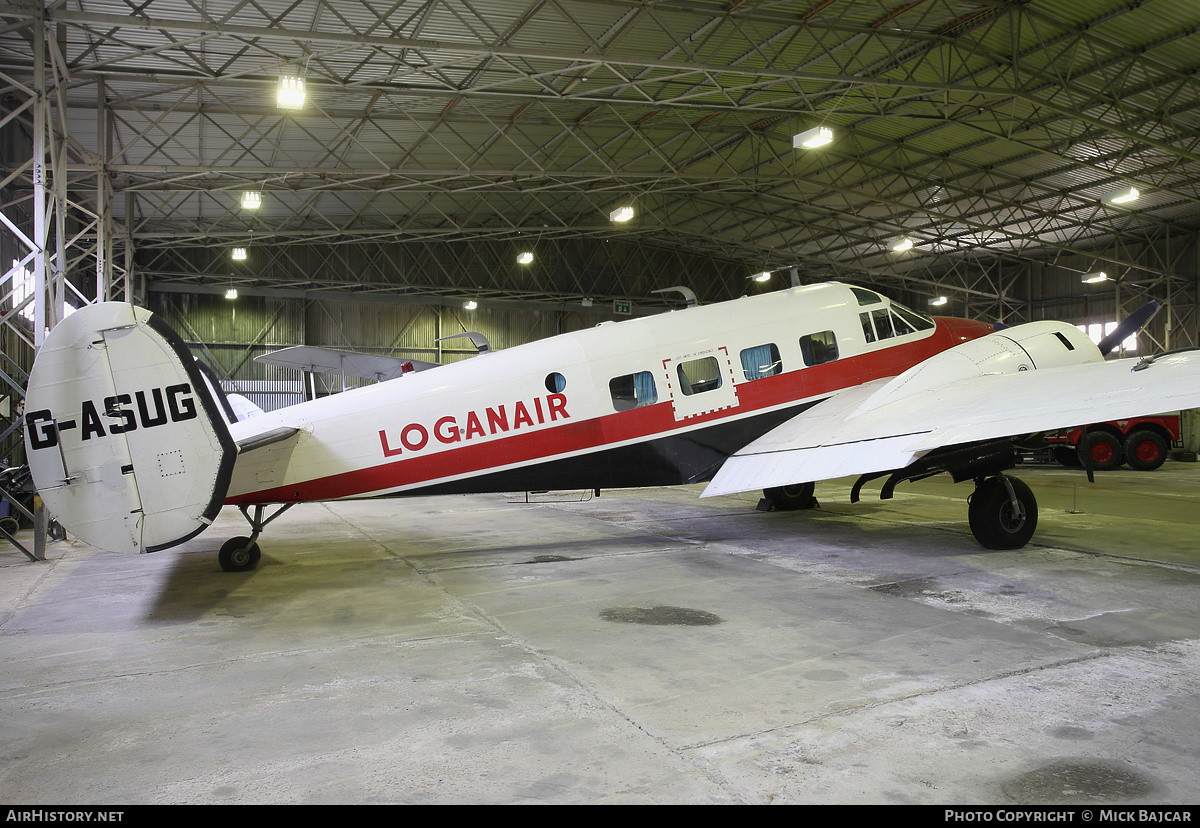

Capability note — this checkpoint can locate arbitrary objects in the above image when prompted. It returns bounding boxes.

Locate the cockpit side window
[872,308,894,339]
[860,312,876,343]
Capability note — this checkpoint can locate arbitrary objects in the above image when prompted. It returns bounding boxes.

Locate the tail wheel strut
[218,503,295,572]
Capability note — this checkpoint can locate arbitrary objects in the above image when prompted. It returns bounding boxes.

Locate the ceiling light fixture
[517,251,533,264]
[752,271,772,282]
[464,300,478,310]
[610,206,634,222]
[241,191,261,210]
[225,288,238,300]
[1106,186,1139,205]
[231,247,247,261]
[930,296,948,306]
[892,237,913,252]
[1082,271,1109,283]
[277,73,306,110]
[793,126,833,148]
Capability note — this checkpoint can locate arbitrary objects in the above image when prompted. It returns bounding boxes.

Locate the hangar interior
[2,0,1200,806]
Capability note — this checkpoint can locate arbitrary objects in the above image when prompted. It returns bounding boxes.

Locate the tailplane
[23,303,236,554]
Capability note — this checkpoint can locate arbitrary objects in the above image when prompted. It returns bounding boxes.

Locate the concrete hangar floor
[2,461,1199,805]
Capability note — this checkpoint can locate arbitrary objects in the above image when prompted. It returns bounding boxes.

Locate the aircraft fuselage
[225,283,993,504]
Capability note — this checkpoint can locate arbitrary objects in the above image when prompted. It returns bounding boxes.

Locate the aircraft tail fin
[23,303,236,554]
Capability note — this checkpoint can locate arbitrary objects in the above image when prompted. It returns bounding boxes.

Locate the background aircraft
[22,282,1200,571]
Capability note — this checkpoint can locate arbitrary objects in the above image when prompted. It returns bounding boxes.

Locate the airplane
[20,281,1200,572]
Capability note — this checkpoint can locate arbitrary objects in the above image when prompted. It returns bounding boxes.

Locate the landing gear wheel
[968,476,1038,550]
[219,537,261,572]
[763,482,817,510]
[1123,430,1168,471]
[1077,432,1123,471]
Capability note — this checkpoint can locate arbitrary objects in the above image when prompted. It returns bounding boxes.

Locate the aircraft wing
[704,349,1200,498]
[255,346,436,381]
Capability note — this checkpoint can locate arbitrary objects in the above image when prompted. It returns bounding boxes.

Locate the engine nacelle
[856,321,1101,415]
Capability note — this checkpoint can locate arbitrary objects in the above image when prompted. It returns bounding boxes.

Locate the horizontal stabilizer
[236,426,301,453]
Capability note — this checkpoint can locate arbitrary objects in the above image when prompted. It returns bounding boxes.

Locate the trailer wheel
[1124,430,1168,471]
[1077,432,1123,471]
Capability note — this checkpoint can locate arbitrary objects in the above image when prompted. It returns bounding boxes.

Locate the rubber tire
[763,482,816,511]
[1076,432,1123,471]
[968,476,1038,550]
[1053,446,1082,467]
[219,537,261,572]
[1124,430,1168,471]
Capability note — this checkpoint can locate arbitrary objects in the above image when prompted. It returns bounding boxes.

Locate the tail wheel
[219,537,261,572]
[1123,430,1168,471]
[968,476,1038,550]
[763,482,817,510]
[1076,432,1123,471]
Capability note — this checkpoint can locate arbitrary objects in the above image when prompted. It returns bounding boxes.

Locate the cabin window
[676,356,722,396]
[799,331,839,366]
[740,344,782,381]
[609,371,658,411]
[545,372,566,393]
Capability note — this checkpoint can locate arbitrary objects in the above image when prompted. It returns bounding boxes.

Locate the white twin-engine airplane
[22,282,1200,572]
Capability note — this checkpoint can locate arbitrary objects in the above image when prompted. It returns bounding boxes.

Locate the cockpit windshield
[851,287,936,343]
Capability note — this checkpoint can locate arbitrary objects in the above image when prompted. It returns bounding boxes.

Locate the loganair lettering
[378,392,569,458]
[25,384,198,450]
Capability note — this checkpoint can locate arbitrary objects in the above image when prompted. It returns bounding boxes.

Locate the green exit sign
[613,299,632,315]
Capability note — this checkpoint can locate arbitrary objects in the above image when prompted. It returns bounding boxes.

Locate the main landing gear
[763,439,1036,547]
[759,482,818,511]
[218,503,294,572]
[967,474,1037,549]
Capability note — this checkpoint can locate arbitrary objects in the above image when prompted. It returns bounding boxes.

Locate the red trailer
[1047,415,1180,471]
